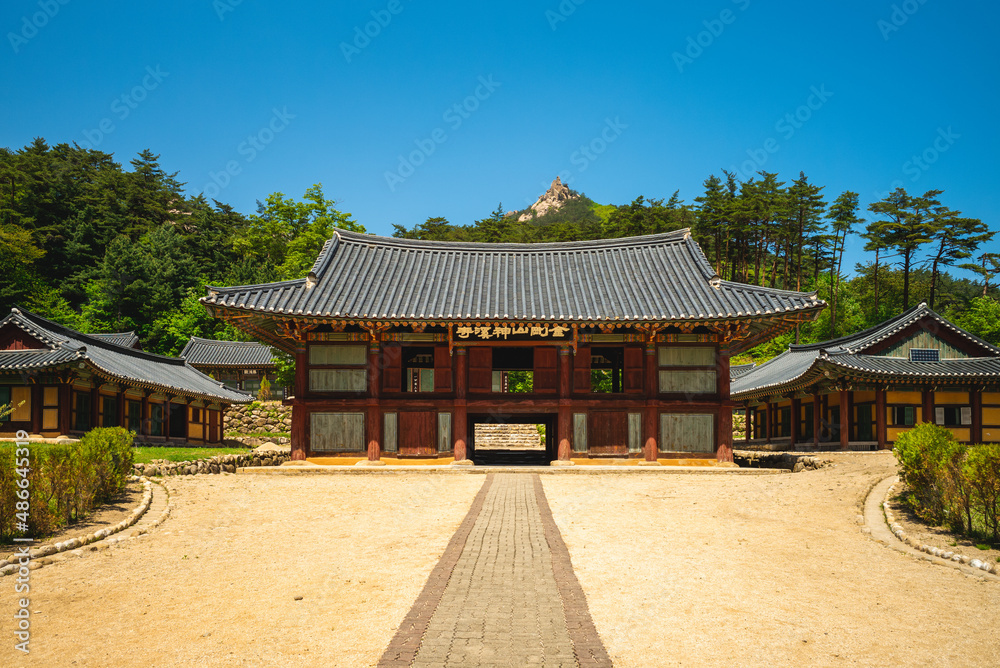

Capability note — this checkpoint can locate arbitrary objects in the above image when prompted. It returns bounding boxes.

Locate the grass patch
[133,446,250,464]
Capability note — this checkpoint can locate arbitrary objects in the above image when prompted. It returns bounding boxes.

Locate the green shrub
[965,443,1000,541]
[0,427,135,541]
[894,423,960,523]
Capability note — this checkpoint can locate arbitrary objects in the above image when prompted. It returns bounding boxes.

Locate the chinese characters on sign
[455,324,570,340]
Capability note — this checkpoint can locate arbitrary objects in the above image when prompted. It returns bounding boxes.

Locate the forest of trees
[1,139,997,365]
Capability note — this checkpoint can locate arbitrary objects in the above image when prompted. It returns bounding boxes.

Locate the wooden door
[469,347,492,393]
[624,346,643,393]
[399,411,437,456]
[588,411,628,454]
[573,345,591,393]
[534,347,558,393]
[382,345,402,392]
[434,346,452,392]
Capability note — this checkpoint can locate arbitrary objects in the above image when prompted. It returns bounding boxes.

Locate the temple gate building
[201,229,824,464]
[732,304,1000,450]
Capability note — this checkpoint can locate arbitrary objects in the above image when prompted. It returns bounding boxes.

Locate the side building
[732,303,1000,450]
[201,229,825,464]
[181,337,283,398]
[0,308,251,443]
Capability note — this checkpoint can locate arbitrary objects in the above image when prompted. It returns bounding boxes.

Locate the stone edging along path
[864,475,999,581]
[0,476,172,577]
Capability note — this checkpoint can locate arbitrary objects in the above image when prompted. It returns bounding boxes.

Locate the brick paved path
[379,473,611,667]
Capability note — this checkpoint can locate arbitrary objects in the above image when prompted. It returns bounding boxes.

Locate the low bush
[0,427,134,541]
[895,423,1000,542]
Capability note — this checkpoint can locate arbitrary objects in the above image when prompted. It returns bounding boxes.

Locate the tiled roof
[729,363,757,380]
[89,331,141,349]
[203,229,824,324]
[0,309,252,404]
[731,305,1000,400]
[181,337,276,367]
[789,303,1000,356]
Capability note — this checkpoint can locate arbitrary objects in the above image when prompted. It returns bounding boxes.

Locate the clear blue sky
[2,0,998,275]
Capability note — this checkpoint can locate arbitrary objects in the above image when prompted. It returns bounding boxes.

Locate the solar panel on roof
[908,348,939,362]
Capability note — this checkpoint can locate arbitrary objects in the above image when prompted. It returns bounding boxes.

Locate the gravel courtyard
[2,453,998,667]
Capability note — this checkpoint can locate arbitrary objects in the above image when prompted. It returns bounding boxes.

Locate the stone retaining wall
[132,450,290,477]
[224,401,291,435]
[474,424,543,450]
[733,450,828,472]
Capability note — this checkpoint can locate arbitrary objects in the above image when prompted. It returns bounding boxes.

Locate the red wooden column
[875,386,887,449]
[922,389,934,427]
[971,387,983,444]
[715,349,733,463]
[812,394,821,447]
[290,345,308,461]
[116,386,126,430]
[30,382,42,435]
[58,380,72,436]
[453,348,469,461]
[140,391,150,439]
[839,389,850,450]
[365,343,382,462]
[764,402,772,443]
[556,346,573,462]
[789,397,800,450]
[90,384,100,431]
[643,344,658,461]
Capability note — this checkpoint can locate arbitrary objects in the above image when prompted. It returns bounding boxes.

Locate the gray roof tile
[1,309,251,404]
[203,229,824,324]
[181,337,276,367]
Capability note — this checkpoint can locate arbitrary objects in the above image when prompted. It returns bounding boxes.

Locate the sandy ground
[2,455,998,667]
[544,452,1000,667]
[0,474,484,667]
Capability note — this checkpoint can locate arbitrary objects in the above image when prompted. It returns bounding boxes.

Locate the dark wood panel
[469,346,492,393]
[434,345,453,392]
[382,345,402,393]
[0,326,45,351]
[573,345,591,392]
[534,346,558,393]
[624,346,643,394]
[588,411,628,454]
[399,411,437,456]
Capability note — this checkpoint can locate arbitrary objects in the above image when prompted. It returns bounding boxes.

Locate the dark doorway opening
[169,403,187,440]
[468,413,556,466]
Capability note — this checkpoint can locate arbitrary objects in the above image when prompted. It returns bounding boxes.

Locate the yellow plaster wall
[887,391,922,404]
[935,391,969,404]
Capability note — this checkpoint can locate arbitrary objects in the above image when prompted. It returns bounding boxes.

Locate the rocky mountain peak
[517,176,578,222]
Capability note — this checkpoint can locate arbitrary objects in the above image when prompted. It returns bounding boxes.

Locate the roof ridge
[12,308,190,366]
[788,303,928,352]
[331,228,692,253]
